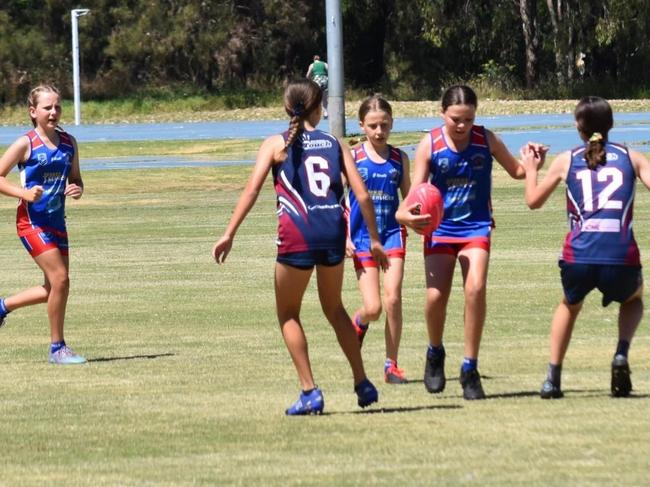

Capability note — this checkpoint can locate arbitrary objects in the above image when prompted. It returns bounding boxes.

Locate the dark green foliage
[2,0,650,104]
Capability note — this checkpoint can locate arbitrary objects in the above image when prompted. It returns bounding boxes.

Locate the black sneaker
[611,355,632,397]
[424,350,446,393]
[459,367,486,400]
[540,379,563,399]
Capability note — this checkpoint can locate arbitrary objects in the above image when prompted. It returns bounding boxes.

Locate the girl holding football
[396,85,546,399]
[347,95,411,384]
[213,79,388,415]
[0,84,86,365]
[521,96,650,399]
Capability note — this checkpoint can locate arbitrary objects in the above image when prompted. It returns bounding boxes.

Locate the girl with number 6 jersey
[212,79,387,415]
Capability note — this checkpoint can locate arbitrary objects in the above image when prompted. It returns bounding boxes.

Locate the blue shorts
[277,248,345,270]
[352,227,406,270]
[559,261,643,306]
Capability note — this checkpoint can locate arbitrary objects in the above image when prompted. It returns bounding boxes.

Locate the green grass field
[1,162,649,485]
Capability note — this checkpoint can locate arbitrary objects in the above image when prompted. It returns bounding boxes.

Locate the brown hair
[283,79,322,149]
[574,96,613,170]
[441,85,478,111]
[27,84,61,127]
[358,94,393,123]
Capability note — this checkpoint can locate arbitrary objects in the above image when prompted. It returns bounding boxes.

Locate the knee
[322,304,346,325]
[382,290,401,313]
[464,281,486,303]
[365,301,382,322]
[49,272,70,293]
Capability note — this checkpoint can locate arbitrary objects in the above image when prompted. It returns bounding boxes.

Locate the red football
[404,182,444,235]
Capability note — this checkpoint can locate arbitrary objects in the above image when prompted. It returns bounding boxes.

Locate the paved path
[2,113,649,170]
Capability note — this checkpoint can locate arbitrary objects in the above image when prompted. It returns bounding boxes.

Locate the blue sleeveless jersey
[428,126,493,239]
[348,143,404,248]
[17,129,74,236]
[272,129,346,253]
[562,141,640,265]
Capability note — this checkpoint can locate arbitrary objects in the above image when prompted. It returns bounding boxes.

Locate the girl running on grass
[521,96,650,399]
[212,79,388,415]
[347,95,411,384]
[0,84,86,365]
[396,84,547,400]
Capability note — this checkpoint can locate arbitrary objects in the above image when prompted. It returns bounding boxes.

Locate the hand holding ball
[404,183,444,235]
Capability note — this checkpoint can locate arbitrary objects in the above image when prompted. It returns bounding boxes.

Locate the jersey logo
[389,168,400,185]
[37,153,48,166]
[438,158,450,174]
[606,152,619,161]
[471,153,486,170]
[358,167,368,181]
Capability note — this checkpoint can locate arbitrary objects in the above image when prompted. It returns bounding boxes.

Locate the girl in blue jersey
[347,95,411,384]
[213,79,388,415]
[521,96,650,399]
[0,85,86,365]
[396,85,546,400]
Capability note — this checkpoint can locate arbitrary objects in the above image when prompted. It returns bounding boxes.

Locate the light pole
[325,0,345,137]
[71,8,90,126]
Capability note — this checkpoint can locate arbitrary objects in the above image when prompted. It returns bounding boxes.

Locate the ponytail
[283,80,322,151]
[584,132,606,170]
[574,96,613,170]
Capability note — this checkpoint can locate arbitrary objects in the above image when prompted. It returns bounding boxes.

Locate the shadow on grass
[329,404,462,415]
[560,389,650,399]
[408,374,497,385]
[487,389,650,400]
[87,353,175,363]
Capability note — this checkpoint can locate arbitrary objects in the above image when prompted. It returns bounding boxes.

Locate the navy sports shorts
[559,261,643,307]
[277,248,345,270]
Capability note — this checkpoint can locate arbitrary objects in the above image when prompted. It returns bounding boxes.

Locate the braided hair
[574,96,613,170]
[283,79,322,150]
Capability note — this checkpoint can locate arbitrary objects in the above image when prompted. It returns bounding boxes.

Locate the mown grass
[0,162,649,485]
[2,97,650,126]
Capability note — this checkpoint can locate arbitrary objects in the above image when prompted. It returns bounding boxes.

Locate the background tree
[1,0,650,104]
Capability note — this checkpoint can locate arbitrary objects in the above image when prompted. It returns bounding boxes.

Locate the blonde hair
[27,84,61,128]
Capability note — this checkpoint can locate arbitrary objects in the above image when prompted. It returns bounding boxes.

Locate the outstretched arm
[489,130,548,179]
[212,135,280,263]
[521,147,568,209]
[630,149,650,189]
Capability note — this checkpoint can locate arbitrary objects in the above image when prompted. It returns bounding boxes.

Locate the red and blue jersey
[427,126,493,240]
[562,141,639,265]
[17,129,74,236]
[348,143,404,250]
[272,129,346,253]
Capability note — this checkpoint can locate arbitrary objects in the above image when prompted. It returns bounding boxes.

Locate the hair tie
[589,132,603,143]
[291,103,305,117]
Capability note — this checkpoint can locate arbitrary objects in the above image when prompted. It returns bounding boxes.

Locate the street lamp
[71,8,90,126]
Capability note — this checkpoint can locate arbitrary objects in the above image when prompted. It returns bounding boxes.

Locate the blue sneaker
[285,388,324,415]
[48,345,87,365]
[354,378,378,408]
